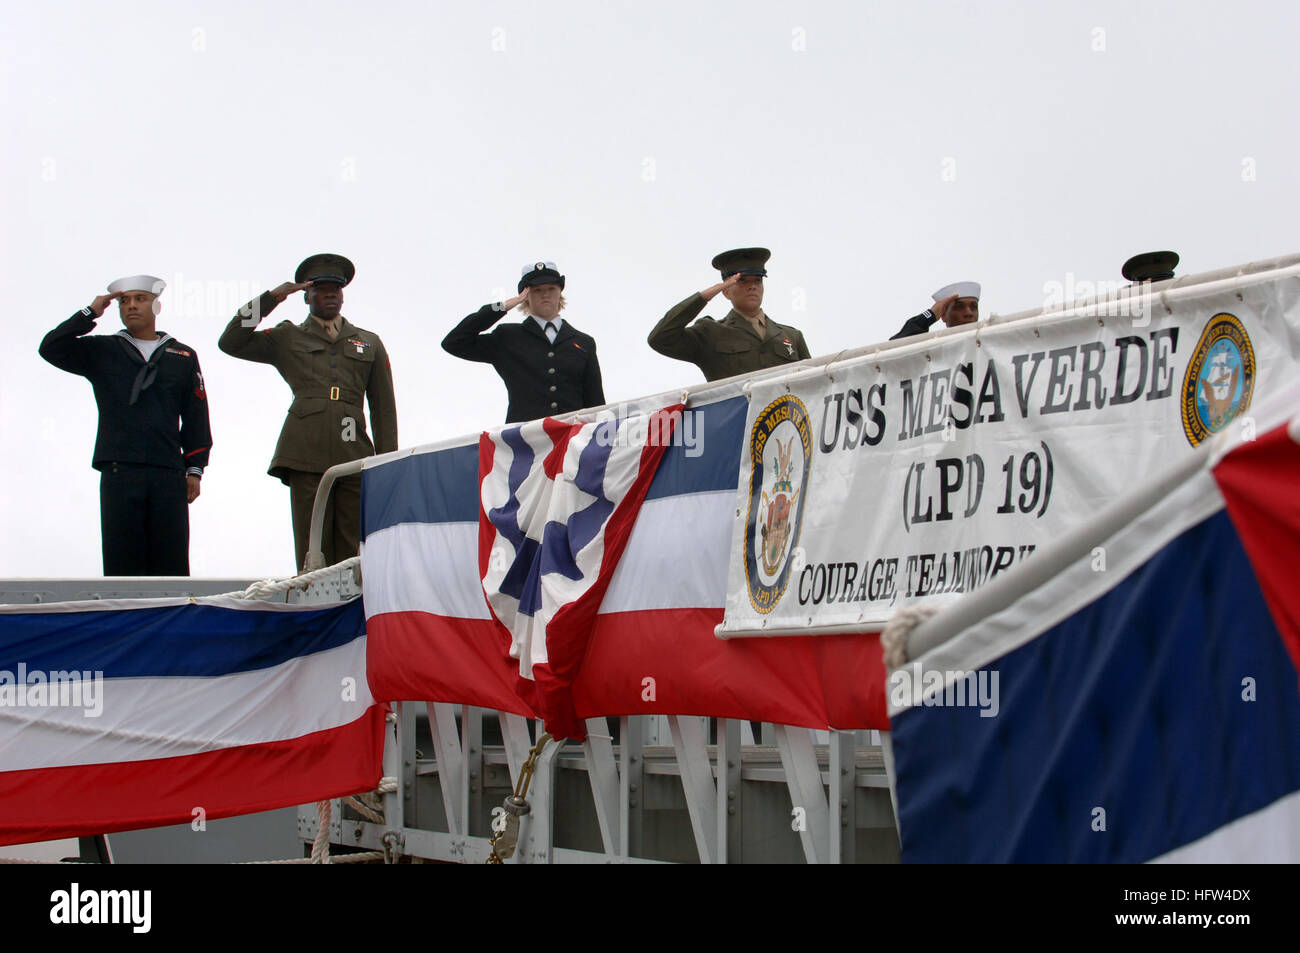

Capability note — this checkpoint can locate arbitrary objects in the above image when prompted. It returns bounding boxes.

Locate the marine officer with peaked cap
[650,247,811,382]
[40,274,212,575]
[443,260,605,424]
[890,281,981,339]
[220,254,397,571]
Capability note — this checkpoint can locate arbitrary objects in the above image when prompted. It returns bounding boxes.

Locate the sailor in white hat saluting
[39,274,212,575]
[890,281,982,339]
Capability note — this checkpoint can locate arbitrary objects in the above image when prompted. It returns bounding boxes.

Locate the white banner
[720,270,1300,635]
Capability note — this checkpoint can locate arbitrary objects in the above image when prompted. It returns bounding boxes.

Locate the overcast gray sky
[3,0,1297,578]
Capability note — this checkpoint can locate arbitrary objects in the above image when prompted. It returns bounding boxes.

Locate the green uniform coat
[219,291,398,483]
[648,292,811,382]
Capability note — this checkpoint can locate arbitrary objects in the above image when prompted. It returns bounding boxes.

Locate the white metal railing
[299,703,897,865]
[279,569,899,865]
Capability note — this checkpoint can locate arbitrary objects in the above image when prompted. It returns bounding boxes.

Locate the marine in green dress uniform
[219,254,397,571]
[648,247,811,382]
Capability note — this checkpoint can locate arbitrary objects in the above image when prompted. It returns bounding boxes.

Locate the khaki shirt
[220,292,398,483]
[648,292,812,382]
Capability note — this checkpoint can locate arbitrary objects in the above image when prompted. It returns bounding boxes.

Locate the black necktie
[544,322,557,343]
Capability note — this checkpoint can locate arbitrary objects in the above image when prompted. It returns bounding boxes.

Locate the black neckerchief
[116,331,174,405]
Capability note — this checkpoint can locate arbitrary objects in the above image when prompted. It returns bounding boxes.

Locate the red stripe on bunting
[366,612,535,717]
[1213,420,1300,688]
[0,707,386,847]
[573,608,889,730]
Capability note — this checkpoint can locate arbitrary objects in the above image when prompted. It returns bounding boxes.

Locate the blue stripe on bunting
[891,508,1300,863]
[362,443,481,535]
[643,396,747,501]
[0,600,365,679]
[361,396,749,536]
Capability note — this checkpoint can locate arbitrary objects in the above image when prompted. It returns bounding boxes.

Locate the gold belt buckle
[329,386,340,401]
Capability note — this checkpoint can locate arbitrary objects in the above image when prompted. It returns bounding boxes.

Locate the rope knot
[880,604,943,669]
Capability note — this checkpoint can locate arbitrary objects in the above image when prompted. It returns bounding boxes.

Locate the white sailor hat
[107,275,167,295]
[932,280,980,302]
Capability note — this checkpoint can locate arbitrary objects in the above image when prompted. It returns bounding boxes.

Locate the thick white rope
[342,801,382,824]
[343,795,384,824]
[217,556,362,602]
[246,851,385,864]
[879,604,943,669]
[311,776,398,864]
[311,800,332,864]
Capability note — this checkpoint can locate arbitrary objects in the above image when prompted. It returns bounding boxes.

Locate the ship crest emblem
[1180,313,1256,447]
[744,395,813,614]
[760,437,800,575]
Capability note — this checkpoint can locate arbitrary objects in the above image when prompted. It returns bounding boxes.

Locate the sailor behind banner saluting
[442,260,605,424]
[220,254,397,572]
[39,275,212,576]
[890,281,981,339]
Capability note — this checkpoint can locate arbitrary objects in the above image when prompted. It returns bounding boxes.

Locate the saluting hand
[932,294,959,322]
[88,292,122,318]
[701,273,740,302]
[502,287,531,311]
[186,475,201,504]
[270,280,313,303]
